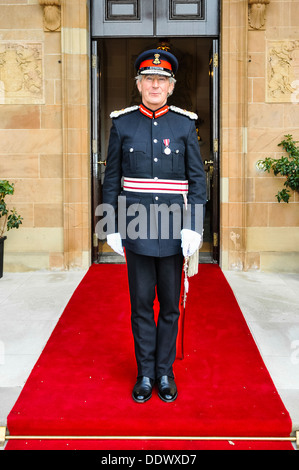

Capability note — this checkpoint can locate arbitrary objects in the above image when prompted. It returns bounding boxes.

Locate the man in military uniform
[102,48,206,403]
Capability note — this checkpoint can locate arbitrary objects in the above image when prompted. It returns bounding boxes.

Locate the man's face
[137,75,174,110]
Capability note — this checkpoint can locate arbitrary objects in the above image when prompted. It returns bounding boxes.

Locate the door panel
[156,0,219,37]
[91,41,100,261]
[92,0,154,37]
[210,40,220,262]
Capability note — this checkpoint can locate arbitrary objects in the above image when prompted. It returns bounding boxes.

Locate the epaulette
[110,105,139,119]
[169,105,198,120]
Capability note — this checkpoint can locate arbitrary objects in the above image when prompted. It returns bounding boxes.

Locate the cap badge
[153,54,161,65]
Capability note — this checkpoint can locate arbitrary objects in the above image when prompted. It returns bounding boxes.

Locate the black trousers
[125,249,184,380]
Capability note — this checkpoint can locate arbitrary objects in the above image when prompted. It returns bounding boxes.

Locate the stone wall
[221,0,299,272]
[0,0,90,271]
[246,0,299,271]
[0,0,298,272]
[0,0,64,271]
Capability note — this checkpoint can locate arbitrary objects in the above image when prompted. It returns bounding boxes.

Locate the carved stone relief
[0,42,44,104]
[248,0,270,30]
[39,0,61,32]
[266,40,299,103]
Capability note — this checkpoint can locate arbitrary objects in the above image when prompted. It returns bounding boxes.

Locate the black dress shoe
[132,376,154,403]
[157,375,178,402]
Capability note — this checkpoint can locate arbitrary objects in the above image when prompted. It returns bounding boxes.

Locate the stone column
[60,0,90,269]
[221,0,249,270]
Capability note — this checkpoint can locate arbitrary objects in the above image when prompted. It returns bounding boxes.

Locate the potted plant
[256,134,299,203]
[0,180,23,278]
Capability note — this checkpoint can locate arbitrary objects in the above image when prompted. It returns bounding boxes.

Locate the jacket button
[153,139,158,143]
[155,196,159,201]
[154,158,158,162]
[129,148,134,152]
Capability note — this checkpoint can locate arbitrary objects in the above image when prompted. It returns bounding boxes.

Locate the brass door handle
[98,160,107,166]
[204,159,214,165]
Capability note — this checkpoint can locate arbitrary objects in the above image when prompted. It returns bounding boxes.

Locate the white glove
[107,232,124,256]
[181,229,203,257]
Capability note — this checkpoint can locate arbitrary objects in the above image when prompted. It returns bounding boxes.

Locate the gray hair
[135,75,176,85]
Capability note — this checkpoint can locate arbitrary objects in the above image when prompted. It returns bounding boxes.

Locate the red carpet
[6,264,293,450]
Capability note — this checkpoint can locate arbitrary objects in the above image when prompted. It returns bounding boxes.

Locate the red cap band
[139,59,172,71]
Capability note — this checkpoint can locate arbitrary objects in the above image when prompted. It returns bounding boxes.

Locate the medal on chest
[163,139,171,155]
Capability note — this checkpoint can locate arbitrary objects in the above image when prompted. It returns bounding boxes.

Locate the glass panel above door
[107,1,139,20]
[91,0,219,38]
[171,1,204,20]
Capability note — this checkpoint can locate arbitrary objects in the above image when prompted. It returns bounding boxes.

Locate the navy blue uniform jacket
[102,104,207,257]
